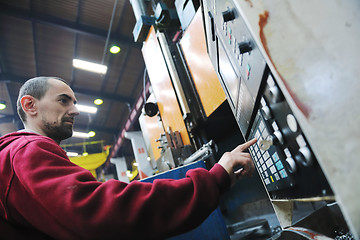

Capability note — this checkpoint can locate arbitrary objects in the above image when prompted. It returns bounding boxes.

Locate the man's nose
[69,105,80,116]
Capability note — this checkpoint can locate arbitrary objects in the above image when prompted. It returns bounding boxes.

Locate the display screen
[218,40,240,110]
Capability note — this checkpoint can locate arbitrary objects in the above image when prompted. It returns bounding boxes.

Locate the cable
[101,0,119,66]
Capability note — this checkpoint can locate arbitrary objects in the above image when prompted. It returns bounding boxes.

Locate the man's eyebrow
[59,94,77,104]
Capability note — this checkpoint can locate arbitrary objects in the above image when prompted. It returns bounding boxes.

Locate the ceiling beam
[0,73,135,104]
[30,1,40,77]
[0,2,141,49]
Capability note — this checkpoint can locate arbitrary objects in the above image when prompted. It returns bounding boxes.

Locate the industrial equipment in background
[127,0,359,239]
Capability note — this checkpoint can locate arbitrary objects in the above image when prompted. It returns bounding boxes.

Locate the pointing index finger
[234,138,257,152]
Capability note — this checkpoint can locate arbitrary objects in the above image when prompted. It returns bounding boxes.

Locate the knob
[222,9,235,22]
[295,146,313,167]
[286,114,298,133]
[285,157,297,173]
[261,105,272,120]
[269,86,282,103]
[271,130,284,145]
[259,138,272,151]
[238,41,252,54]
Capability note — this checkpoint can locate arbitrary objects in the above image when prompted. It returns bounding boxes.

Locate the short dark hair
[17,76,68,122]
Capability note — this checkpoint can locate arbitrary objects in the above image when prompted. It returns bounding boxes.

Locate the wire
[101,0,119,66]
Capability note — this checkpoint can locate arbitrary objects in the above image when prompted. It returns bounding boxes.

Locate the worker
[0,76,257,240]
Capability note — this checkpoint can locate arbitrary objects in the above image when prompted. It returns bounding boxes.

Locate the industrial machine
[201,0,359,239]
[129,0,360,239]
[202,0,333,199]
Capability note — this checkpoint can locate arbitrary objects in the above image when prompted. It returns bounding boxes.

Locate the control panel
[202,0,333,199]
[247,73,332,199]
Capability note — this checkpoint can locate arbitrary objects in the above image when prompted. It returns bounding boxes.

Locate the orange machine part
[142,27,190,145]
[180,9,226,117]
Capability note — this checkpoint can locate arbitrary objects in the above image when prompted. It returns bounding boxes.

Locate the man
[0,77,257,239]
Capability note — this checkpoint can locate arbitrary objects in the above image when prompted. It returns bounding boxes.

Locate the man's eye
[59,99,68,104]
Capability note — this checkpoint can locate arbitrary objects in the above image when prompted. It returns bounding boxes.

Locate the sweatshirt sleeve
[9,138,231,240]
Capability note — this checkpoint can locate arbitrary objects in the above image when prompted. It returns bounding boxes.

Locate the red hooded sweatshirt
[0,132,230,239]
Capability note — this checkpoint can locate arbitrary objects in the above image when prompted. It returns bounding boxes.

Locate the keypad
[248,110,294,192]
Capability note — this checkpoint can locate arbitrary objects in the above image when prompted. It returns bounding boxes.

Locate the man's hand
[218,138,257,185]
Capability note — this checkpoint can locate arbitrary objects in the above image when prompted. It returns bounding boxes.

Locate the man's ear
[21,95,37,117]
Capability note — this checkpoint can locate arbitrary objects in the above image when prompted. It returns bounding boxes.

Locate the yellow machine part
[180,9,226,117]
[69,151,108,178]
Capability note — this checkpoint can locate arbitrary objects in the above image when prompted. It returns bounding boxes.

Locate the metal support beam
[0,2,141,49]
[0,73,135,104]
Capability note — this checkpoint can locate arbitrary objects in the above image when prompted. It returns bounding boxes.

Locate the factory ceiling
[0,0,148,159]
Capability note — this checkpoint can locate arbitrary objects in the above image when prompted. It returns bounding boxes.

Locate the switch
[286,114,298,133]
[261,105,272,120]
[295,146,313,167]
[272,130,284,145]
[285,157,297,173]
[238,41,252,54]
[222,9,235,22]
[269,86,283,103]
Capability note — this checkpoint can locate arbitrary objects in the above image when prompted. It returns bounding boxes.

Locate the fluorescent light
[66,152,79,157]
[73,59,107,74]
[76,104,98,114]
[72,131,90,138]
[72,131,96,138]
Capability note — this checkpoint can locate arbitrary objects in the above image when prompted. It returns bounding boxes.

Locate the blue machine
[141,160,231,240]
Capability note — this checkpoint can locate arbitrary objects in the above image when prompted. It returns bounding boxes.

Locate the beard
[42,117,74,143]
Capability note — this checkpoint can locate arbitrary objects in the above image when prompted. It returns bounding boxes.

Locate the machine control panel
[247,74,332,199]
[203,0,333,199]
[248,108,296,192]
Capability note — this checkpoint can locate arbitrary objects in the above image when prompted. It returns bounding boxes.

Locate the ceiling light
[110,45,121,54]
[76,104,98,114]
[73,131,90,138]
[94,99,103,105]
[0,101,6,110]
[72,131,96,138]
[66,152,79,157]
[73,59,107,74]
[88,131,96,137]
